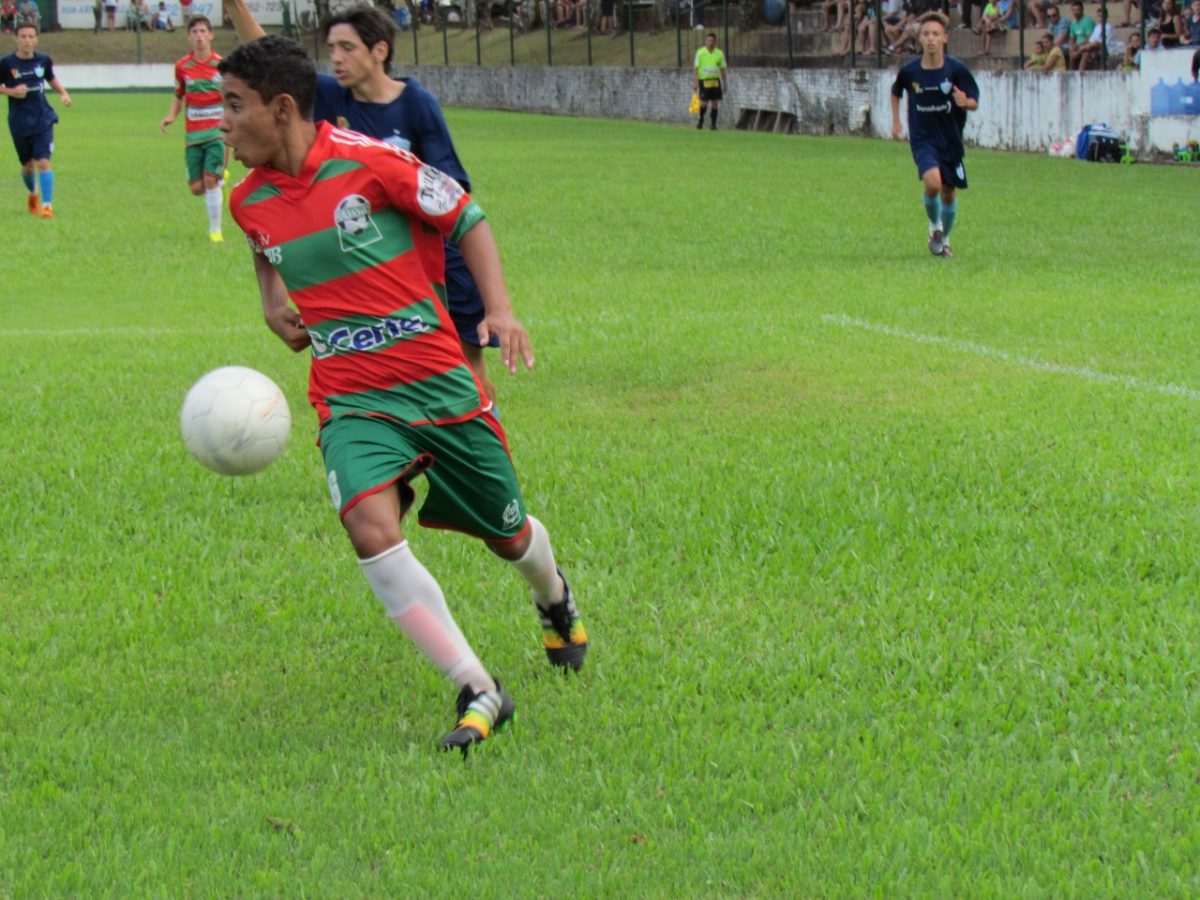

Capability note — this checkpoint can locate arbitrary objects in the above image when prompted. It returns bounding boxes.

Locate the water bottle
[1150,78,1171,117]
[1169,79,1187,116]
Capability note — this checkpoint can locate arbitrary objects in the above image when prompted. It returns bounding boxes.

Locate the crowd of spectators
[2,0,39,31]
[822,0,1200,66]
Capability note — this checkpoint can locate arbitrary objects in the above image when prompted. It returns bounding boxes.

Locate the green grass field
[2,94,1199,895]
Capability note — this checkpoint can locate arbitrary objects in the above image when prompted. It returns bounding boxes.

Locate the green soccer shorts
[318,412,529,543]
[185,140,226,184]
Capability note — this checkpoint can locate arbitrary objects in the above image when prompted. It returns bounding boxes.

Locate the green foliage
[2,95,1199,895]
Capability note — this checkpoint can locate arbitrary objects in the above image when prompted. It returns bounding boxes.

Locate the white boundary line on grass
[0,325,261,339]
[823,313,1200,401]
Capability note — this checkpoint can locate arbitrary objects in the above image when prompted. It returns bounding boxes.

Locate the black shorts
[601,0,614,12]
[698,81,723,102]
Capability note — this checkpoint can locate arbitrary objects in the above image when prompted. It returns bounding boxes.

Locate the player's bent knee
[486,528,531,561]
[189,180,205,196]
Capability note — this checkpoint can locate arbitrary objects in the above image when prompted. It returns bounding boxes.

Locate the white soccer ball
[180,366,291,476]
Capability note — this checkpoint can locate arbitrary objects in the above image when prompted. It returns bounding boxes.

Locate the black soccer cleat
[928,227,945,257]
[539,568,588,673]
[438,682,516,759]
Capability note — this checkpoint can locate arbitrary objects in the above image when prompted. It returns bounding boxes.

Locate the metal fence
[378,0,1146,75]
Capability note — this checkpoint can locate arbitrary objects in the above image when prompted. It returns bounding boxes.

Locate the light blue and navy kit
[314,74,495,347]
[891,56,979,189]
[1,50,59,163]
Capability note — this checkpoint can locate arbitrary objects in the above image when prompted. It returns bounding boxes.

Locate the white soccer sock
[359,541,494,693]
[204,187,222,233]
[509,515,564,609]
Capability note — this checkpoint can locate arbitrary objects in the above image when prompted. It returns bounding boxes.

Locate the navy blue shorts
[11,127,54,165]
[444,239,499,349]
[912,144,968,189]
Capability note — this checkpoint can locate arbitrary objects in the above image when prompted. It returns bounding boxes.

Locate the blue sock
[941,200,958,238]
[922,193,942,227]
[22,171,34,193]
[38,170,54,206]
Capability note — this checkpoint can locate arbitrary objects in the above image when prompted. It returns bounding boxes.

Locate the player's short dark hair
[917,9,949,27]
[322,5,395,71]
[15,21,37,34]
[187,14,212,30]
[218,36,316,120]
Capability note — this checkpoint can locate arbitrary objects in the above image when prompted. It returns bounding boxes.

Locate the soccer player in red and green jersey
[161,16,226,242]
[219,36,587,757]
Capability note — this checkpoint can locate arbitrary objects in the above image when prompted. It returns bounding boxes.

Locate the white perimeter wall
[60,48,1200,153]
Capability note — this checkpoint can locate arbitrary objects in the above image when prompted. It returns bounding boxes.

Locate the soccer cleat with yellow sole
[539,568,588,672]
[438,682,516,758]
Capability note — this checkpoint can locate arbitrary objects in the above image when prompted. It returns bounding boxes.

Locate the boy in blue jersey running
[223,0,515,406]
[889,11,979,258]
[0,23,71,218]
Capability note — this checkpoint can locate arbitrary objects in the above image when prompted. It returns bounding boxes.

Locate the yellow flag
[688,93,700,114]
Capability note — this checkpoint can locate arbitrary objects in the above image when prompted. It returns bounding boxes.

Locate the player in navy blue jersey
[223,0,515,407]
[889,11,979,258]
[1,23,71,218]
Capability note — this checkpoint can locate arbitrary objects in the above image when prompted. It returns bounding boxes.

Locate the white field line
[823,313,1200,401]
[0,325,261,339]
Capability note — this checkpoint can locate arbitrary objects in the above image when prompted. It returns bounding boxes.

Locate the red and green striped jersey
[172,51,222,147]
[229,121,489,427]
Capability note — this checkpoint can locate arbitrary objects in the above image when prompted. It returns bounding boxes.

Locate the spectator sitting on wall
[1118,0,1161,26]
[1024,33,1066,69]
[154,1,174,29]
[1065,1,1095,61]
[1158,0,1187,44]
[1073,3,1123,69]
[1,0,17,33]
[855,0,880,53]
[1039,29,1067,66]
[823,0,850,31]
[1183,0,1200,43]
[883,0,919,53]
[15,0,39,29]
[127,0,152,29]
[836,1,865,52]
[1045,3,1070,50]
[977,0,1005,55]
[1024,33,1049,65]
[1121,29,1143,67]
[1026,0,1050,27]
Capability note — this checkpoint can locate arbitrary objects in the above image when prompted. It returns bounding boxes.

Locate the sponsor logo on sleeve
[416,165,464,217]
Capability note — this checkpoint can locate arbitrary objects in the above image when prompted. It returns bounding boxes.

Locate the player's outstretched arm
[224,0,267,41]
[458,221,534,374]
[254,253,310,352]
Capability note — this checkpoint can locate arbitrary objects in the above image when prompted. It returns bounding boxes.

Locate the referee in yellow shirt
[693,32,728,130]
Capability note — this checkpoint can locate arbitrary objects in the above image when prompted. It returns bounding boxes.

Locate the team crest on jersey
[333,194,382,252]
[417,166,464,217]
[34,66,44,79]
[940,79,952,94]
